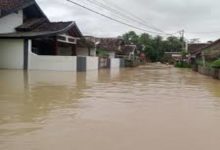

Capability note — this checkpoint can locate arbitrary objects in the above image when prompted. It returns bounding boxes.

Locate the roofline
[200,39,220,50]
[0,21,83,39]
[73,22,83,37]
[0,1,33,18]
[34,0,50,22]
[193,39,220,56]
[0,0,49,21]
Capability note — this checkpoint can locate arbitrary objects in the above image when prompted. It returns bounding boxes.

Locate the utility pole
[179,29,188,53]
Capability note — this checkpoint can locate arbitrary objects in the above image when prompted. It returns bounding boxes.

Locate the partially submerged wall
[29,53,77,71]
[86,56,99,71]
[77,56,99,72]
[197,66,220,79]
[0,39,24,69]
[110,58,120,69]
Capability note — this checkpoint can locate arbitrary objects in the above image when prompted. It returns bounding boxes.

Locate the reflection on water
[0,64,220,150]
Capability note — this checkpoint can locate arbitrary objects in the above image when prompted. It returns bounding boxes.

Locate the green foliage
[181,50,188,58]
[211,59,220,68]
[160,55,175,64]
[96,48,108,57]
[196,59,203,66]
[196,59,213,68]
[121,31,184,62]
[175,61,191,68]
[122,31,139,44]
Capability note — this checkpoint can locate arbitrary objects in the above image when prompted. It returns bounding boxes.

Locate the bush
[175,61,191,68]
[211,59,220,68]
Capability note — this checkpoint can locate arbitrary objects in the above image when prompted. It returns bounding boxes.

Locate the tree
[122,31,139,44]
[121,31,185,62]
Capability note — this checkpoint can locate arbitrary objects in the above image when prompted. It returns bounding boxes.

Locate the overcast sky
[37,0,220,42]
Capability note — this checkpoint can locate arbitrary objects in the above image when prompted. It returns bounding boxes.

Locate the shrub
[211,59,220,68]
[175,61,191,68]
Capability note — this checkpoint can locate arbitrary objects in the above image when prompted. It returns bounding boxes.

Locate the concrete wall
[0,39,24,69]
[76,48,97,57]
[86,56,99,71]
[90,48,96,56]
[197,66,220,79]
[77,48,89,56]
[29,53,77,71]
[77,56,99,72]
[0,10,23,33]
[110,58,120,69]
[57,46,72,56]
[120,59,125,68]
[108,51,116,58]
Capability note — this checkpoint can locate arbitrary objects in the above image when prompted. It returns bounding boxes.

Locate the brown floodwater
[0,64,220,150]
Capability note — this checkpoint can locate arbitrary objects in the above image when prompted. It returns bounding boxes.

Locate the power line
[82,0,165,34]
[187,30,220,34]
[66,0,172,36]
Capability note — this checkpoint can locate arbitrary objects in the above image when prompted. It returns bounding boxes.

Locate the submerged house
[188,43,210,59]
[96,38,124,58]
[120,44,138,60]
[0,0,97,71]
[200,39,220,60]
[189,40,220,62]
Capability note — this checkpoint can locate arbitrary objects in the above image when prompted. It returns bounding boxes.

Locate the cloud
[36,0,220,42]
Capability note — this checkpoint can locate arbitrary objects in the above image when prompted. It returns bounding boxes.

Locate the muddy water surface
[1,64,220,150]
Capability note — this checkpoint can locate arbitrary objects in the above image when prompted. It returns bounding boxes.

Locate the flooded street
[1,64,220,150]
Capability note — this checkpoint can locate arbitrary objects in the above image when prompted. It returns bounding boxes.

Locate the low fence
[99,57,109,69]
[29,53,77,71]
[29,53,128,72]
[77,56,99,72]
[110,58,120,69]
[197,65,220,79]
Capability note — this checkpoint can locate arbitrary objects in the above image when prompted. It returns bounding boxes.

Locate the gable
[0,0,35,18]
[202,39,220,60]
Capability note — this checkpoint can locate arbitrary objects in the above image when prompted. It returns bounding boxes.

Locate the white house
[0,0,98,71]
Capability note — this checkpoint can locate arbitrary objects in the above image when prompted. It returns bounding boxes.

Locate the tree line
[121,31,185,62]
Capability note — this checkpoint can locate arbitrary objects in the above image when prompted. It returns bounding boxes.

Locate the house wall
[90,48,96,56]
[0,39,24,69]
[108,51,115,58]
[76,48,89,56]
[110,58,120,69]
[57,46,72,56]
[29,53,77,71]
[86,56,99,71]
[0,10,23,33]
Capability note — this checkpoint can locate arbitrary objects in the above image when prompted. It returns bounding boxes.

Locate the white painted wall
[108,51,115,58]
[29,53,77,71]
[86,56,99,71]
[90,48,96,56]
[110,58,120,69]
[0,10,23,33]
[0,39,24,69]
[76,48,89,56]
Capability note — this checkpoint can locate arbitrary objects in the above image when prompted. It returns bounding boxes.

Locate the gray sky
[37,0,220,42]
